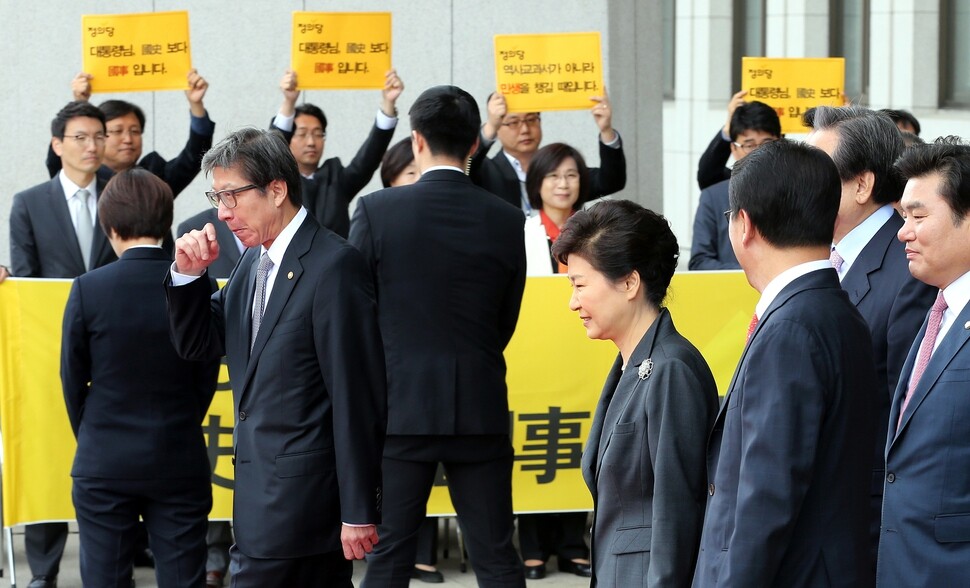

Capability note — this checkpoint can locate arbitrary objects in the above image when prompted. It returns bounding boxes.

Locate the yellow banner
[0,273,755,524]
[291,12,391,90]
[741,57,846,134]
[494,32,604,112]
[81,11,192,93]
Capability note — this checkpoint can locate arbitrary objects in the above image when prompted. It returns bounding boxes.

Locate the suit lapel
[893,300,970,441]
[583,356,622,497]
[841,214,900,305]
[237,220,315,401]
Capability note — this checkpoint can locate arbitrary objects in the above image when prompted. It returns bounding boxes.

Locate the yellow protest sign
[494,32,604,112]
[291,12,391,90]
[741,57,846,134]
[0,272,756,523]
[81,11,192,93]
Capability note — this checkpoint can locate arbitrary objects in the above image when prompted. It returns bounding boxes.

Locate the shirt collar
[755,259,831,319]
[422,165,464,174]
[833,204,895,279]
[502,150,527,183]
[259,206,308,266]
[942,270,970,324]
[58,170,97,201]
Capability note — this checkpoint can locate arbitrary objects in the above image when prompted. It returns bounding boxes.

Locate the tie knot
[829,247,844,272]
[932,291,948,313]
[257,252,273,272]
[76,188,91,203]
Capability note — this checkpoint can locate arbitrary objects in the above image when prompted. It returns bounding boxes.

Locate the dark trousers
[207,521,234,574]
[24,523,67,577]
[72,476,211,588]
[362,436,525,588]
[415,518,439,566]
[228,545,352,588]
[517,513,589,562]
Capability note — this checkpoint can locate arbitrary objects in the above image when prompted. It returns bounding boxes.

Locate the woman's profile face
[390,162,419,187]
[566,254,629,342]
[539,156,581,215]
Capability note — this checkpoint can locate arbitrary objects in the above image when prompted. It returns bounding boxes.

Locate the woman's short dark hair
[551,199,679,309]
[525,143,590,212]
[98,168,173,240]
[380,138,415,188]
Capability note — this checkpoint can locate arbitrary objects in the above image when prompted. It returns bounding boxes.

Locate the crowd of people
[2,67,970,588]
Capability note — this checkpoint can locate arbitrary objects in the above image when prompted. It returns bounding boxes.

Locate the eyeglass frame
[731,137,778,153]
[293,130,326,140]
[106,128,143,138]
[500,114,541,130]
[63,133,108,146]
[205,184,261,209]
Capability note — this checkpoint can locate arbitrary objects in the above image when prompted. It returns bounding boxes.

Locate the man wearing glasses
[689,100,781,270]
[469,90,626,214]
[269,68,404,238]
[45,69,215,199]
[8,101,116,588]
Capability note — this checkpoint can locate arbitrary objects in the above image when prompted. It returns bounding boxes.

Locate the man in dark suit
[270,68,403,237]
[167,127,386,587]
[8,100,115,588]
[46,69,215,199]
[350,86,527,587]
[468,90,626,213]
[693,140,877,587]
[689,100,781,270]
[804,106,937,569]
[879,138,970,586]
[61,169,219,588]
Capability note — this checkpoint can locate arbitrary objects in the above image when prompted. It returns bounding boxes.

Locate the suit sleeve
[646,355,718,588]
[721,319,828,585]
[334,122,395,205]
[697,131,732,190]
[588,134,627,198]
[313,245,387,524]
[9,192,39,277]
[689,189,730,270]
[165,271,227,362]
[269,116,295,144]
[145,113,215,198]
[60,279,91,437]
[499,217,527,348]
[347,198,377,287]
[885,277,937,398]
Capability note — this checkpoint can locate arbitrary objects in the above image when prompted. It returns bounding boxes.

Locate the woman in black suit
[551,200,719,587]
[61,169,219,588]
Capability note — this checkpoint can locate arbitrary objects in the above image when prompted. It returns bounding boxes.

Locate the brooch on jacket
[637,359,654,381]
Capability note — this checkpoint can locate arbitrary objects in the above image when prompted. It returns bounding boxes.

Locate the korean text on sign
[81,11,192,93]
[741,57,846,134]
[292,12,391,90]
[494,32,605,112]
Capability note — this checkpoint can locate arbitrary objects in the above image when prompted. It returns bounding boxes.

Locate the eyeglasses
[205,184,260,209]
[294,130,326,140]
[66,133,107,146]
[500,114,541,130]
[544,172,581,185]
[732,138,778,153]
[106,128,143,138]
[723,209,733,221]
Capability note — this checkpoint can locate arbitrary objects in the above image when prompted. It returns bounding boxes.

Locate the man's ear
[51,137,64,158]
[853,170,876,205]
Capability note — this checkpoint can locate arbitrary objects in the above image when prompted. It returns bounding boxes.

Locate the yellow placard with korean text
[81,11,192,93]
[0,272,756,524]
[494,32,604,112]
[741,57,846,134]
[291,12,391,90]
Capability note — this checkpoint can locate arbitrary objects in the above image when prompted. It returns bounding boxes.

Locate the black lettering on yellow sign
[513,407,590,484]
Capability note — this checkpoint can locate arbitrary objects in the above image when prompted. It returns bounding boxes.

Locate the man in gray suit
[8,100,114,588]
[693,140,876,587]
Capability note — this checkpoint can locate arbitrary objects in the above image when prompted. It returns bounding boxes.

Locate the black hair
[380,138,415,188]
[895,136,970,224]
[525,143,590,212]
[51,101,106,138]
[409,85,480,161]
[98,168,172,240]
[294,103,327,133]
[99,100,146,128]
[879,109,921,136]
[202,127,303,208]
[729,101,782,141]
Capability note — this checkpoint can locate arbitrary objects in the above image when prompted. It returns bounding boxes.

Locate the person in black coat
[61,169,220,588]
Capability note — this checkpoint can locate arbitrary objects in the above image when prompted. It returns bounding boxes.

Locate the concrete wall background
[0,1,663,267]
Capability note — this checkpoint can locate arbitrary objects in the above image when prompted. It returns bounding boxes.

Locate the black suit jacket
[61,247,219,479]
[693,269,876,588]
[273,119,394,237]
[177,208,243,279]
[689,179,739,270]
[46,116,215,197]
[9,177,116,277]
[840,213,936,499]
[469,137,627,209]
[696,131,732,191]
[166,214,387,559]
[348,170,526,437]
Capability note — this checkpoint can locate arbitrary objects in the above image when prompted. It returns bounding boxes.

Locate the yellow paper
[0,272,756,523]
[741,57,846,134]
[493,32,604,112]
[81,11,192,93]
[291,12,391,90]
